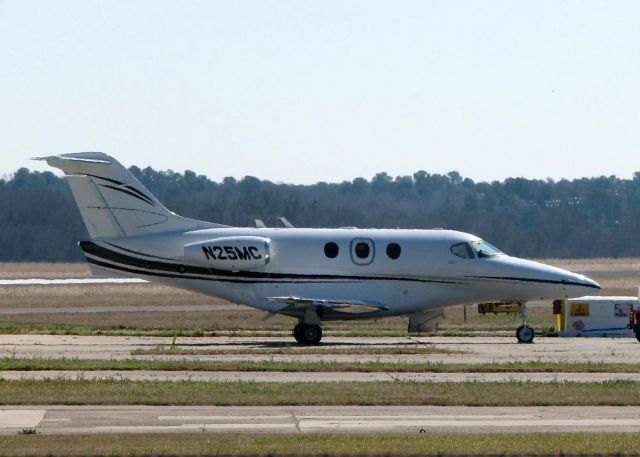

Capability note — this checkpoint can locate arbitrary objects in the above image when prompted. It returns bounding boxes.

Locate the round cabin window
[386,243,401,259]
[324,242,339,258]
[355,242,370,259]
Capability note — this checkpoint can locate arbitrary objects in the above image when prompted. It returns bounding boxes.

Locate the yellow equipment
[477,302,522,315]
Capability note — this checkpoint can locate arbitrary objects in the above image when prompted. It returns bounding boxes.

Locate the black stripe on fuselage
[79,241,462,285]
[85,256,343,284]
[104,241,178,261]
[466,275,600,289]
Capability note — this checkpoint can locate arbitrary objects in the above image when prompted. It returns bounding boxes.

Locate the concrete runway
[0,278,145,285]
[1,335,639,437]
[0,304,247,315]
[2,405,640,435]
[2,370,640,383]
[1,334,639,364]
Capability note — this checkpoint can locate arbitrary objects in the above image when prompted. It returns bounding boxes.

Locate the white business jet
[39,152,600,344]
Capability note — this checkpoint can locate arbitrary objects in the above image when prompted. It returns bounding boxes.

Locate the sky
[1,0,639,184]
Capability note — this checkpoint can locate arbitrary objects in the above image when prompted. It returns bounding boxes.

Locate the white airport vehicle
[554,296,640,340]
[39,152,601,344]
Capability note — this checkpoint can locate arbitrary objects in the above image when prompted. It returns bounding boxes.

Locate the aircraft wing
[266,296,389,313]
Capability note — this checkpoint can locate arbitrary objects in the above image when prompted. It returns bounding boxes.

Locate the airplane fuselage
[81,227,600,320]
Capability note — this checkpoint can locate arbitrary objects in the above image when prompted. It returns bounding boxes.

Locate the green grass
[0,379,639,406]
[131,344,456,356]
[0,321,211,337]
[0,320,411,337]
[2,357,640,373]
[0,304,556,336]
[0,433,636,456]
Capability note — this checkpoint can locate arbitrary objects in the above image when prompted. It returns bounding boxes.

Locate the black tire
[293,324,305,343]
[302,325,322,345]
[635,330,640,343]
[516,325,535,344]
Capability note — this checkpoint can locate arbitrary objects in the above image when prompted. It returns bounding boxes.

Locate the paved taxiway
[1,335,639,364]
[0,278,145,285]
[1,335,638,437]
[2,405,640,435]
[0,304,247,315]
[2,370,640,383]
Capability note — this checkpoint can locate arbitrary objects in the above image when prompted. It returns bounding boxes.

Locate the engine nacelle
[184,236,271,271]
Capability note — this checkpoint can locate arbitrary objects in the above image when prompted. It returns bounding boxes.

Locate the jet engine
[184,236,271,271]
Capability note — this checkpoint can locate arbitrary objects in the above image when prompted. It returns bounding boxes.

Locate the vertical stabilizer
[38,152,222,239]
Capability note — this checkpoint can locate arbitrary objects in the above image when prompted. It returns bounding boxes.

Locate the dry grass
[0,283,223,309]
[442,304,554,331]
[0,279,553,332]
[0,280,618,333]
[130,345,456,356]
[0,310,292,331]
[0,356,488,371]
[0,309,554,334]
[533,258,640,295]
[588,276,640,296]
[534,257,640,271]
[1,358,639,373]
[0,433,636,457]
[0,379,639,406]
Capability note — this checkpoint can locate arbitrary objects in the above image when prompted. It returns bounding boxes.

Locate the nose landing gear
[516,302,535,343]
[516,323,535,343]
[478,301,536,343]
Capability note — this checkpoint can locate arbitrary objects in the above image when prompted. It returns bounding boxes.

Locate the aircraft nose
[563,273,601,292]
[504,257,602,299]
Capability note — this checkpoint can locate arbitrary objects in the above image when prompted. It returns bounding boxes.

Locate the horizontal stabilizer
[34,155,112,165]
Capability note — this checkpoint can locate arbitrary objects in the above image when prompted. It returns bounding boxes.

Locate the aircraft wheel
[293,324,305,343]
[301,325,322,345]
[516,325,535,344]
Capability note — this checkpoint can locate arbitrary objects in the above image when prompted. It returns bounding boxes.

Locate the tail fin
[38,152,223,239]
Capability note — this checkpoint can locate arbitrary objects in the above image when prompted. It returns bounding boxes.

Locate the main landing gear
[293,309,323,345]
[293,323,322,344]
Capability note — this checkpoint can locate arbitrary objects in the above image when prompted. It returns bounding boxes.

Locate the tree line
[1,165,639,261]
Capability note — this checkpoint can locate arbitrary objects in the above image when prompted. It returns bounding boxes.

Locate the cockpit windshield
[450,240,503,259]
[470,240,503,258]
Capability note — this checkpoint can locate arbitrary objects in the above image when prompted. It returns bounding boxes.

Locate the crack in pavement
[289,410,301,433]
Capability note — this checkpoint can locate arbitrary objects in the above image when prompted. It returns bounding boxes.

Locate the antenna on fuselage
[255,219,266,228]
